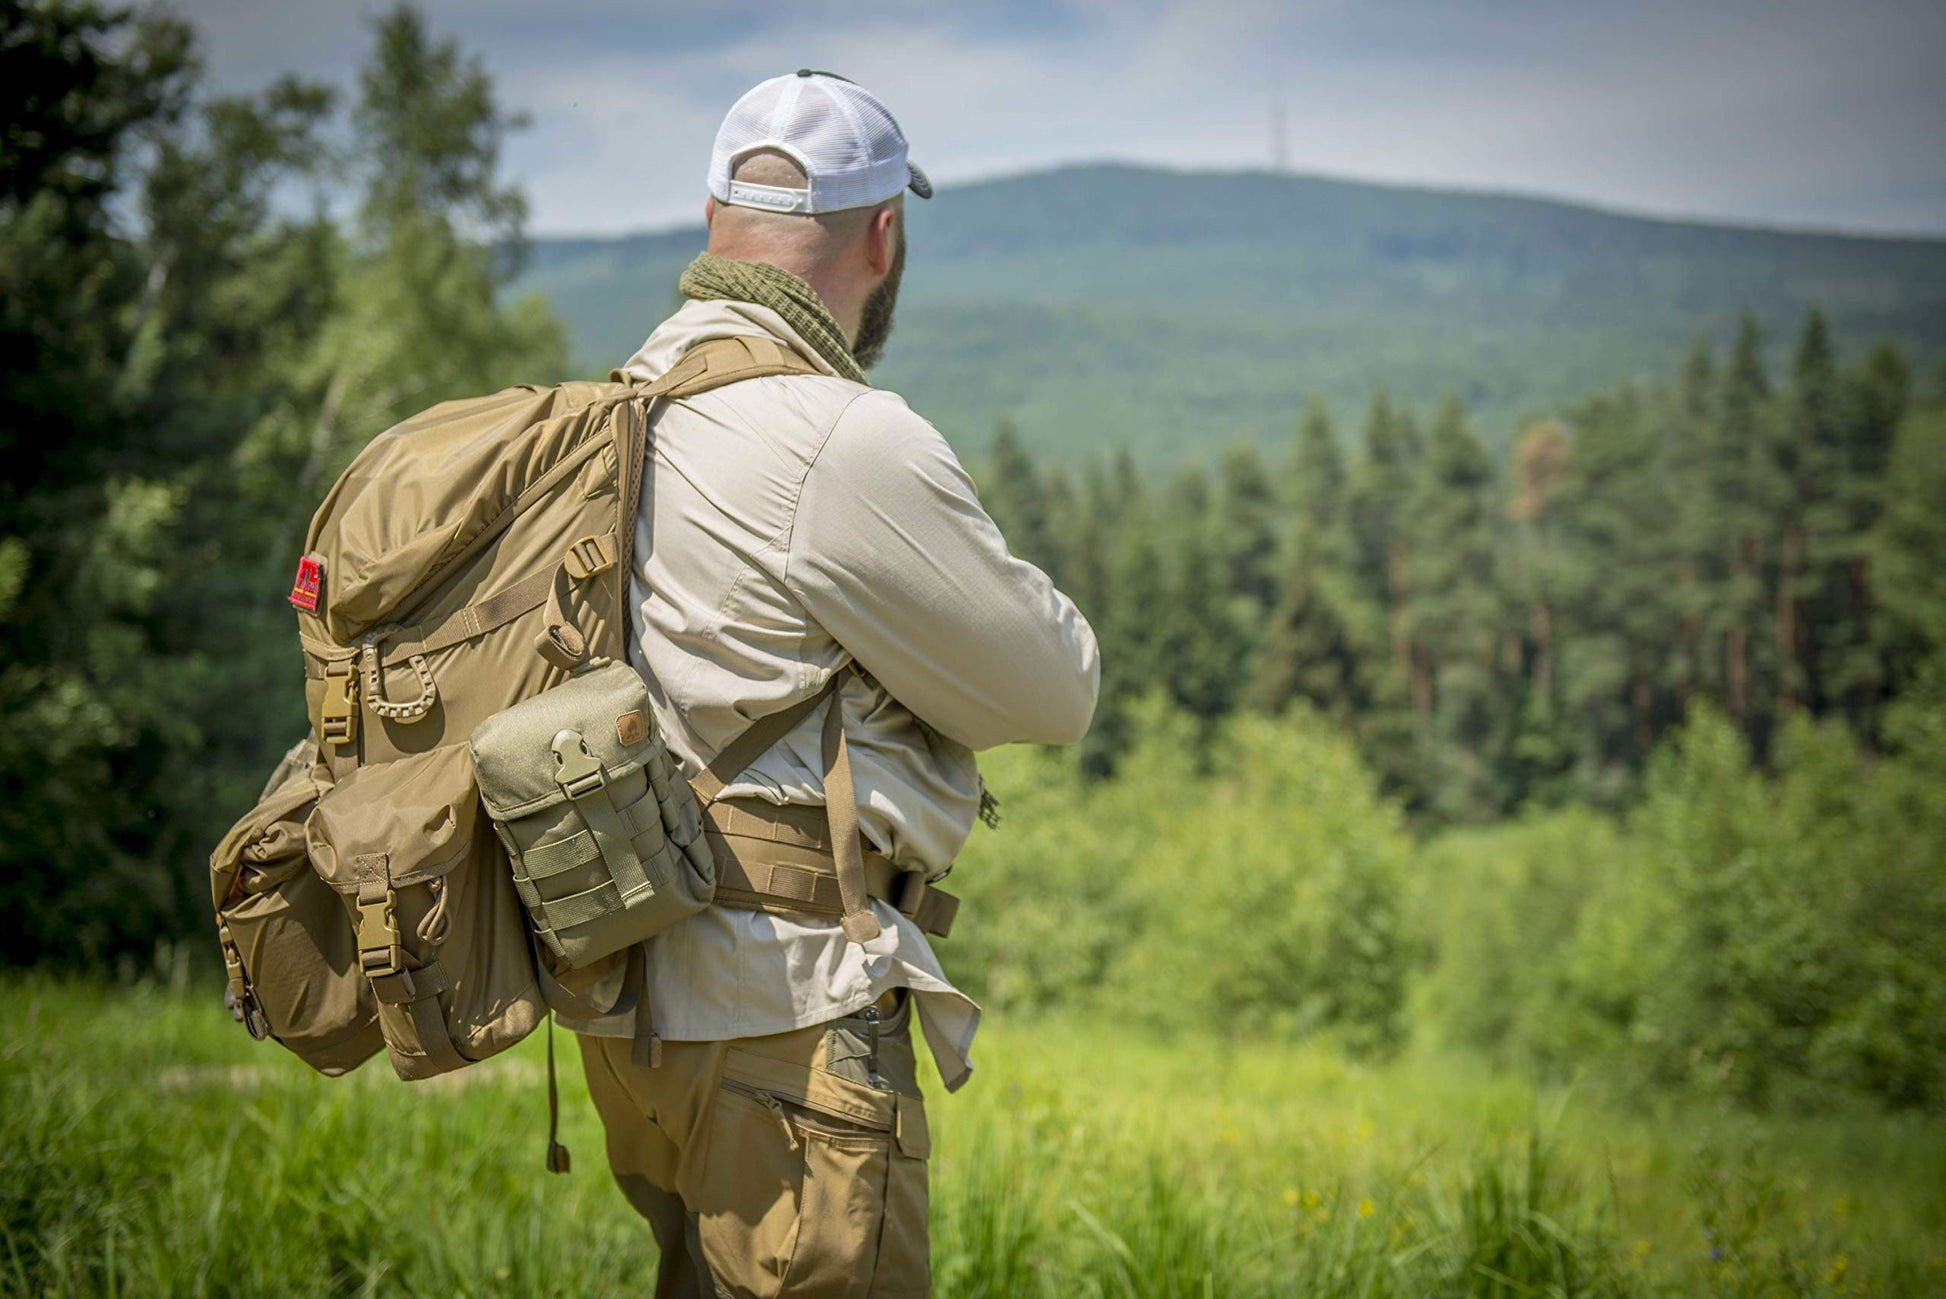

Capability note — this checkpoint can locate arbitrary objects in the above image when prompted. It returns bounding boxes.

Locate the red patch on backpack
[289,555,323,612]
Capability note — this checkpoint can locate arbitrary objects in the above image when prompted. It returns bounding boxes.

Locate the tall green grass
[5,978,1942,1296]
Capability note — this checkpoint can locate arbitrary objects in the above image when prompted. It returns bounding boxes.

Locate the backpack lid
[304,381,625,643]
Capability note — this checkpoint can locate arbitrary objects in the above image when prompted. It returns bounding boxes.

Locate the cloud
[164,0,1946,237]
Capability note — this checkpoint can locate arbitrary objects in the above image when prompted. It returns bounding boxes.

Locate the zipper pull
[758,1092,800,1150]
[862,1005,884,1089]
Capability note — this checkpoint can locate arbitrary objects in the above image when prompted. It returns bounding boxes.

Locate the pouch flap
[469,660,662,821]
[211,739,330,912]
[305,743,482,892]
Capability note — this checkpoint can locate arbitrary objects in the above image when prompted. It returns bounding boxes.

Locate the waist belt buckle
[890,870,928,919]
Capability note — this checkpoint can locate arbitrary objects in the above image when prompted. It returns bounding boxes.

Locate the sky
[166,0,1946,240]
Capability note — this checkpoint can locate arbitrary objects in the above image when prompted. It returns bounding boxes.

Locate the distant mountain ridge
[515,163,1946,463]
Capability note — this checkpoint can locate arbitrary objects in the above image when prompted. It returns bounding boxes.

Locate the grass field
[4,975,1943,1297]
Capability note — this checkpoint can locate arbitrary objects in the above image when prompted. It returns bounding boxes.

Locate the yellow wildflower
[1282,1187,1300,1208]
[1357,1198,1375,1219]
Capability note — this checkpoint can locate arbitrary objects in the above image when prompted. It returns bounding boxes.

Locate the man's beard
[851,230,905,370]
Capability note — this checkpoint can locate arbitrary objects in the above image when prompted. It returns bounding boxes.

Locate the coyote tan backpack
[212,336,818,1082]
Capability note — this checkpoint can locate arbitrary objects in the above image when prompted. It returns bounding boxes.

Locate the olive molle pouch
[209,736,383,1076]
[469,657,715,971]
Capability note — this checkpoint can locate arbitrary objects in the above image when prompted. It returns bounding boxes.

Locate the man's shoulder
[701,372,950,473]
[816,386,953,468]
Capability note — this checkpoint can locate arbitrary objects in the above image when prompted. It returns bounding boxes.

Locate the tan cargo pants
[577,991,931,1298]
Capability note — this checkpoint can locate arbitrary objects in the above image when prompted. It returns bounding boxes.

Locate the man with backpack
[569,72,1100,1296]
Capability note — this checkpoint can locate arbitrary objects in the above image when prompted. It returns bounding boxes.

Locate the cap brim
[906,160,933,199]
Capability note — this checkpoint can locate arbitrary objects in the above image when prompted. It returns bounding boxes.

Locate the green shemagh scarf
[677,253,866,384]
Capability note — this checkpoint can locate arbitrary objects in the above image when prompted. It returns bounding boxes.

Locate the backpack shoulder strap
[615,337,881,942]
[613,334,823,583]
[614,333,823,402]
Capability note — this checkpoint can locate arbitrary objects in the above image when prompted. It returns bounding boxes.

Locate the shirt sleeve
[786,390,1101,751]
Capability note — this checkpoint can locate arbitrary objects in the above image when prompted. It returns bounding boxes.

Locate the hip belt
[703,798,959,939]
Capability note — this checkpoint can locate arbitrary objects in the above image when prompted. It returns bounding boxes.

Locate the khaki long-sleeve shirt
[583,296,1098,1088]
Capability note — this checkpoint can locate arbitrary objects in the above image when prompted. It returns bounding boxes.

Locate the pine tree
[1214,443,1278,615]
[1504,420,1574,802]
[1774,309,1838,716]
[1820,344,1910,738]
[1345,388,1426,800]
[980,417,1059,576]
[1251,526,1365,723]
[1287,396,1345,551]
[1670,338,1718,715]
[1403,395,1503,817]
[1554,387,1683,790]
[1710,314,1775,742]
[1079,456,1157,778]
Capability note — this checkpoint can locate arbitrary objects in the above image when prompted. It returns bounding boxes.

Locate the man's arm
[787,390,1100,751]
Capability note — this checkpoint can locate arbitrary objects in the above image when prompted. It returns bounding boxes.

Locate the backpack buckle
[320,660,358,747]
[551,729,607,799]
[356,882,404,978]
[564,534,616,581]
[890,870,929,918]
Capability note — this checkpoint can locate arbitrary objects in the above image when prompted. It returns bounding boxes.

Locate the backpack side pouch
[305,743,543,1080]
[470,659,715,971]
[210,739,382,1077]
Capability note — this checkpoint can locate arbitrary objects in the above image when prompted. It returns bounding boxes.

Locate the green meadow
[5,973,1943,1298]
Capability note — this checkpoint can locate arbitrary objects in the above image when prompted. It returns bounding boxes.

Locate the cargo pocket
[874,1093,932,1298]
[211,742,382,1077]
[696,1062,920,1299]
[306,742,542,1080]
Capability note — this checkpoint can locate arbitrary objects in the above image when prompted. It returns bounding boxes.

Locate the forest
[4,2,1944,1294]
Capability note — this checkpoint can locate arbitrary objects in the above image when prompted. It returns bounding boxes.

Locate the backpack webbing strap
[819,679,880,944]
[381,563,564,664]
[354,858,468,1075]
[628,333,819,403]
[690,664,856,803]
[685,664,880,945]
[544,1015,571,1173]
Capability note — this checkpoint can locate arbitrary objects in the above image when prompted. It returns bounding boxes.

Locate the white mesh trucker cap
[709,69,932,215]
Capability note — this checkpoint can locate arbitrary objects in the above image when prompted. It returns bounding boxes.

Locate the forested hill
[516,162,1946,463]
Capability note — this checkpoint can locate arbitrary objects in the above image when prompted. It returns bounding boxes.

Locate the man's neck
[705,243,861,350]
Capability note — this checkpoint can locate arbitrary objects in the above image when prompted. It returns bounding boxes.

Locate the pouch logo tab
[615,709,647,747]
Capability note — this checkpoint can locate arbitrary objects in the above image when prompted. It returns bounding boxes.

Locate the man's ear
[866,205,897,277]
[704,197,716,227]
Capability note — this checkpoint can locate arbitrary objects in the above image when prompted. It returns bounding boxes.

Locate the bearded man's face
[852,217,905,370]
